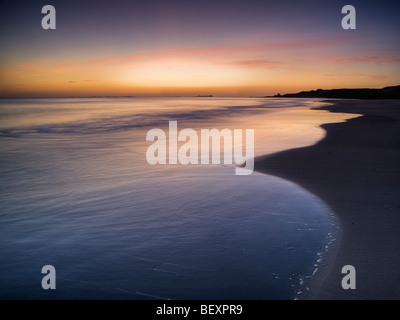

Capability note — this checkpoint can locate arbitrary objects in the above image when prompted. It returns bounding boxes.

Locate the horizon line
[0,84,398,100]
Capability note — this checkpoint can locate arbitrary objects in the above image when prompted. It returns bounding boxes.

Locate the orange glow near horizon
[2,43,399,98]
[1,48,399,97]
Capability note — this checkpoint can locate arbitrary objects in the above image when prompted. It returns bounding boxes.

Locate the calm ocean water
[0,97,346,299]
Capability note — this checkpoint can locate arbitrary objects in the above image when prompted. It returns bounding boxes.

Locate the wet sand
[254,100,400,299]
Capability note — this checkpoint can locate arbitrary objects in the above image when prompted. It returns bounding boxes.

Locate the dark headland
[254,94,400,299]
[269,85,400,99]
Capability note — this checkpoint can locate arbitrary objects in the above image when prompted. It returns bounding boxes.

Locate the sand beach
[255,99,400,299]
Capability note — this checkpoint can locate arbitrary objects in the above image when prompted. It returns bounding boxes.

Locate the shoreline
[254,99,400,299]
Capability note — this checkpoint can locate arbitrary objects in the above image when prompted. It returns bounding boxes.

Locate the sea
[0,97,351,299]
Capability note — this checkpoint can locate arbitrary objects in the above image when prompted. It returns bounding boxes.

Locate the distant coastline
[268,85,400,99]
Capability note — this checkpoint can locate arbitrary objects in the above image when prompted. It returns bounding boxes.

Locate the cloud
[67,80,98,84]
[2,33,362,82]
[217,59,289,70]
[326,55,400,65]
[0,83,29,89]
[90,35,347,68]
[324,73,388,81]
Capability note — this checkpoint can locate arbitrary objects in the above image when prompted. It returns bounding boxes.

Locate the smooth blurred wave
[0,97,321,136]
[0,97,341,299]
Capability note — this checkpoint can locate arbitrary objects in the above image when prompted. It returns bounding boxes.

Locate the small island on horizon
[269,85,400,99]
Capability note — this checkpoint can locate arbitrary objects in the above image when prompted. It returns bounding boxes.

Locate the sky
[0,0,399,97]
